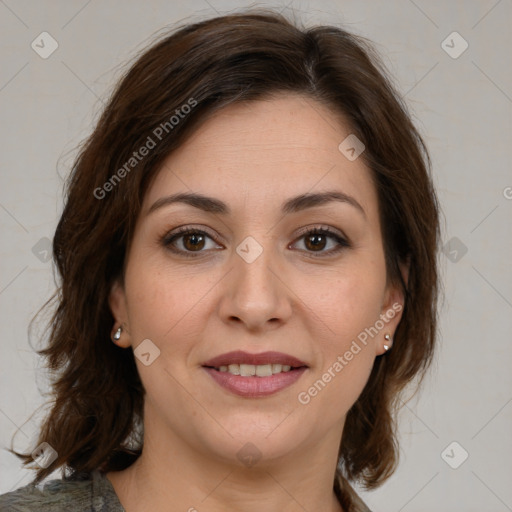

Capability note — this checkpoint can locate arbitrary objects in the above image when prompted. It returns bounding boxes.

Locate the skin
[107,93,406,512]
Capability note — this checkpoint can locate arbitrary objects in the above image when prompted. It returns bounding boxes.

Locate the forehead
[143,94,378,222]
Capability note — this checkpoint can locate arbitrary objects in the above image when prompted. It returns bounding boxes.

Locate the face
[109,94,405,468]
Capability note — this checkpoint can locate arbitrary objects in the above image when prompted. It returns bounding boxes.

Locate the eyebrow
[147,190,366,218]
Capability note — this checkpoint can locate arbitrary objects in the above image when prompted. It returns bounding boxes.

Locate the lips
[202,350,308,397]
[202,350,308,368]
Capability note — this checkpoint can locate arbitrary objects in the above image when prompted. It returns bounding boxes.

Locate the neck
[107,419,344,512]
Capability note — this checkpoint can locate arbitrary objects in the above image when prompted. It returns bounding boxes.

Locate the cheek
[123,255,219,354]
[292,262,385,407]
[295,274,380,419]
[296,264,386,343]
[123,255,183,340]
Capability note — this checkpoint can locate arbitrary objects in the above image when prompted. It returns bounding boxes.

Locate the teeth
[216,363,295,377]
[228,364,240,375]
[255,364,272,377]
[240,364,255,376]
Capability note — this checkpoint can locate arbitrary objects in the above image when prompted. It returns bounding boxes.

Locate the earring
[383,333,392,351]
[112,326,122,342]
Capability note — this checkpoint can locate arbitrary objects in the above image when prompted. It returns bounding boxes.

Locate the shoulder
[0,471,124,512]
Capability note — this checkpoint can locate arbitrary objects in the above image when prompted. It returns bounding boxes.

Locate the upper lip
[202,350,308,368]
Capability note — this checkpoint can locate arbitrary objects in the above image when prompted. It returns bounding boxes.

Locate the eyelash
[161,225,350,258]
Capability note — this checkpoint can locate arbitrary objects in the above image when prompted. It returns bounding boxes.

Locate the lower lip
[203,367,307,397]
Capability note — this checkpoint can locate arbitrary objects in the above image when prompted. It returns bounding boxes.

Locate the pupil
[185,233,204,250]
[307,234,325,251]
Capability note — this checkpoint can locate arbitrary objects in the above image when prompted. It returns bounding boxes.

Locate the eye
[290,226,350,257]
[161,225,350,258]
[162,227,221,257]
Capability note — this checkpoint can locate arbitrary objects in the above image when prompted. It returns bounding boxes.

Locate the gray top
[0,471,124,512]
[0,470,372,511]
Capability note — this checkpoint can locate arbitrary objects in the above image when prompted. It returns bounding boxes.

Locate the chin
[201,412,313,465]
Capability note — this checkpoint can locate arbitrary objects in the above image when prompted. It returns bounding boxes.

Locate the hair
[12,8,440,509]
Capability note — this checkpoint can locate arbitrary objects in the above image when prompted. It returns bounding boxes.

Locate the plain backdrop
[0,1,511,510]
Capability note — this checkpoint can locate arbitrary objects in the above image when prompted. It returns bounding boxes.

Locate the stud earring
[383,333,392,351]
[112,326,122,342]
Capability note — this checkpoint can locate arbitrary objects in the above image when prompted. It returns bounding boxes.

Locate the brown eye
[304,232,328,251]
[291,227,350,257]
[181,232,206,251]
[163,228,221,257]
[162,226,349,259]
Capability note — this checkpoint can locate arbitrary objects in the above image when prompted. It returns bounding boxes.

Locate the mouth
[201,351,308,397]
[206,362,303,377]
[202,350,308,375]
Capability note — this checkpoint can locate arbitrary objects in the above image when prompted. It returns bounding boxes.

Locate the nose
[217,240,293,332]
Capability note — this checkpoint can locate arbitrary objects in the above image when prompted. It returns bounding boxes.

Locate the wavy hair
[13,9,440,508]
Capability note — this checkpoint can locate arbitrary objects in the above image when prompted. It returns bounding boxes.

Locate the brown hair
[13,8,440,506]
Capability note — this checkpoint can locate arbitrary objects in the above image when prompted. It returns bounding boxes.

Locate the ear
[376,259,409,356]
[108,279,132,348]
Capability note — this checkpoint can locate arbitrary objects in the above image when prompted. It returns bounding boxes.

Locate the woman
[1,9,440,512]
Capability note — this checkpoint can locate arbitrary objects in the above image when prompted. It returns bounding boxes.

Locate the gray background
[1,1,511,510]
